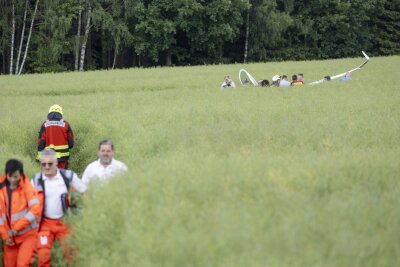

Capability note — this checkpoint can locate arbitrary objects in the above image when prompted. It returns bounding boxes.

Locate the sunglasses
[41,162,54,167]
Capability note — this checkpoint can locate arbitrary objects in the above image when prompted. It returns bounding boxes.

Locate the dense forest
[1,0,399,74]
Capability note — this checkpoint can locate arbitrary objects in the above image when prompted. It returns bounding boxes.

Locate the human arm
[38,123,46,151]
[81,163,94,186]
[12,179,42,233]
[67,123,75,149]
[0,203,9,241]
[71,172,87,193]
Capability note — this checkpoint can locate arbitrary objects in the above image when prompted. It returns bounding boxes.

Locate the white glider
[239,69,258,86]
[309,51,370,85]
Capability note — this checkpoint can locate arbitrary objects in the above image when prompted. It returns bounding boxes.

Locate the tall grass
[0,55,399,267]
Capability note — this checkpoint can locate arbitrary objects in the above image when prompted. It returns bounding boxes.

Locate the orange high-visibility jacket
[37,119,75,161]
[0,174,41,243]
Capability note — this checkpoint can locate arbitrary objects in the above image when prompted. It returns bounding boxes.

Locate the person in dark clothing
[258,80,270,87]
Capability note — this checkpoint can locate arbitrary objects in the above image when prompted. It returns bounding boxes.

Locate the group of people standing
[1,104,128,267]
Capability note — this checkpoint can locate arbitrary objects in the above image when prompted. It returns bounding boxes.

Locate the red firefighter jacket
[37,119,74,161]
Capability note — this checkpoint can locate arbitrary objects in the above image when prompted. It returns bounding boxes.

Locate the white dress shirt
[42,170,87,219]
[279,79,292,87]
[82,158,128,185]
[220,80,236,88]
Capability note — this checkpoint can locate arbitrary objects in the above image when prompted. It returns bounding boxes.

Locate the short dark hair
[98,139,114,151]
[5,159,24,176]
[292,74,298,81]
[260,80,270,87]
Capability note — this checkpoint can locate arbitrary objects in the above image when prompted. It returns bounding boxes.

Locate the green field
[0,55,400,267]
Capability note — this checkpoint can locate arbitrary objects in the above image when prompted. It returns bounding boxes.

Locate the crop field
[0,55,399,267]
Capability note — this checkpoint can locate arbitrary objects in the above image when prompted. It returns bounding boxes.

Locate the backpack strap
[59,169,78,210]
[31,173,43,191]
[31,172,45,231]
[59,169,74,191]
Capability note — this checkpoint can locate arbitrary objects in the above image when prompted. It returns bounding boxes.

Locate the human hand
[9,229,17,236]
[5,238,15,246]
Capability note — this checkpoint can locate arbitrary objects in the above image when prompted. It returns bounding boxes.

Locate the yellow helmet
[48,104,63,115]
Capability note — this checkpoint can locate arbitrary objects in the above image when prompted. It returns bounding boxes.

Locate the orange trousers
[37,218,74,267]
[3,232,36,267]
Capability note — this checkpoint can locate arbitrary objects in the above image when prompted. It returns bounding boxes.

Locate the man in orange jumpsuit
[31,149,86,267]
[37,104,75,169]
[0,159,41,267]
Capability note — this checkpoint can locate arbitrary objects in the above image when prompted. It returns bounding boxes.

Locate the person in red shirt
[37,104,75,169]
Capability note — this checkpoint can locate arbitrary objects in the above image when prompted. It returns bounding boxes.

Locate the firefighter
[37,104,75,169]
[0,159,41,267]
[31,149,87,267]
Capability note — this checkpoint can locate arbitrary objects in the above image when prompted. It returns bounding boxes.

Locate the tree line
[0,0,399,74]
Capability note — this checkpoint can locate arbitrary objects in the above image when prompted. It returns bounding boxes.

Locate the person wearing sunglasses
[31,149,86,267]
[0,159,41,267]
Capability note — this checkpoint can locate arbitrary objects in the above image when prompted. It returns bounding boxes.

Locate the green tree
[373,0,400,55]
[247,0,292,61]
[30,0,79,73]
[276,0,380,60]
[177,0,248,64]
[130,0,248,65]
[91,0,133,69]
[131,0,176,64]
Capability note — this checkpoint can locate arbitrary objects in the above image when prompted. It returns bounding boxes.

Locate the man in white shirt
[31,149,86,267]
[82,139,128,185]
[220,75,236,89]
[279,75,291,87]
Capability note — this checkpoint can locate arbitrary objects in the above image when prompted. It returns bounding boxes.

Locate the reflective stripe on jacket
[0,174,42,243]
[37,119,74,161]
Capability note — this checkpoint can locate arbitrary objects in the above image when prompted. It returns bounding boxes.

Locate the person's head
[224,75,232,86]
[298,73,304,80]
[48,104,63,120]
[272,75,280,82]
[272,75,281,86]
[282,75,288,81]
[292,74,298,81]
[260,79,270,87]
[5,159,24,189]
[98,139,115,166]
[40,149,58,178]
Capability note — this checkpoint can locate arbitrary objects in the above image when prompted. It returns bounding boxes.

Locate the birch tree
[15,0,28,74]
[75,0,82,71]
[18,0,39,75]
[79,3,91,71]
[243,5,250,63]
[9,0,15,75]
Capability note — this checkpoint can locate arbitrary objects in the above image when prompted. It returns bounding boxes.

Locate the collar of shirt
[96,158,115,168]
[42,169,62,181]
